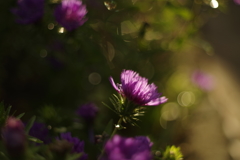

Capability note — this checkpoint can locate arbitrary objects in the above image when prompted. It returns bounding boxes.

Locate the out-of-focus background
[168,1,240,160]
[1,0,240,159]
[179,1,240,160]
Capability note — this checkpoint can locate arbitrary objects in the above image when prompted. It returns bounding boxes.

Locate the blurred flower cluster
[191,70,214,91]
[11,0,45,24]
[0,70,180,160]
[100,135,153,160]
[54,0,87,31]
[12,0,87,30]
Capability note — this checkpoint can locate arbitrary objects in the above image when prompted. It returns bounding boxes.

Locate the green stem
[110,117,123,138]
[98,117,123,160]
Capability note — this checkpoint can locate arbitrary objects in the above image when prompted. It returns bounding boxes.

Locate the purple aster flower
[11,0,44,24]
[2,117,26,156]
[109,70,167,106]
[76,103,98,143]
[101,135,153,160]
[54,0,87,31]
[76,103,99,122]
[234,0,240,5]
[28,122,51,144]
[58,132,87,160]
[191,70,214,91]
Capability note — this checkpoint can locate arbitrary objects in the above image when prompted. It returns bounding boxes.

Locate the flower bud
[2,117,26,158]
[76,103,99,123]
[57,132,88,160]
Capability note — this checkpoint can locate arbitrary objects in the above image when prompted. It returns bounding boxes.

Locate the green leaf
[5,106,12,116]
[32,155,46,160]
[174,7,192,21]
[102,119,114,136]
[163,145,183,160]
[66,153,82,160]
[0,102,12,128]
[109,98,118,112]
[102,102,118,115]
[25,115,36,134]
[16,113,25,119]
[27,135,43,144]
[0,151,8,160]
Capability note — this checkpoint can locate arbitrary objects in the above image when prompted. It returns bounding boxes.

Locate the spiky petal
[110,70,167,106]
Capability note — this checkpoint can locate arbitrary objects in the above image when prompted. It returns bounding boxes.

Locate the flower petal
[109,77,120,92]
[145,96,168,106]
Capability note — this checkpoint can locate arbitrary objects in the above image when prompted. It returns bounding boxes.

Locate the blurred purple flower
[11,0,44,24]
[191,70,214,91]
[110,70,167,106]
[28,122,51,144]
[58,132,87,160]
[2,117,26,156]
[76,103,99,122]
[234,0,240,5]
[54,0,87,31]
[101,135,153,160]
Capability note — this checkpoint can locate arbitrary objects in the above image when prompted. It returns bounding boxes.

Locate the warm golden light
[58,27,65,33]
[210,0,219,8]
[161,102,180,121]
[177,91,195,107]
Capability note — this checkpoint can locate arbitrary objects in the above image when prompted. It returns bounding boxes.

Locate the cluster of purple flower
[1,117,89,160]
[2,117,153,160]
[1,117,153,160]
[58,132,88,160]
[12,0,87,31]
[11,0,44,24]
[101,135,153,160]
[54,0,88,31]
[0,69,168,159]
